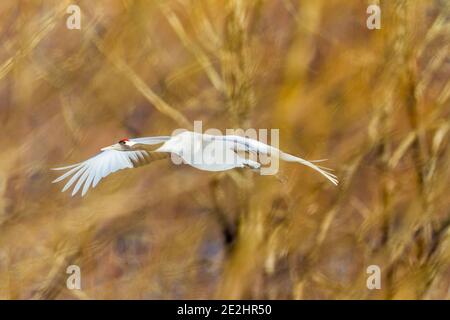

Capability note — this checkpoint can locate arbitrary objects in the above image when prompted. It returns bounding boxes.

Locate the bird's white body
[52,131,338,196]
[156,131,262,171]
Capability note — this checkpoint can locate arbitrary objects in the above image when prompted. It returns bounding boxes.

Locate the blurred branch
[0,1,68,81]
[161,4,225,93]
[88,29,192,129]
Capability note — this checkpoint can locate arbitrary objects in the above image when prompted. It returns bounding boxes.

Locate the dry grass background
[0,0,449,299]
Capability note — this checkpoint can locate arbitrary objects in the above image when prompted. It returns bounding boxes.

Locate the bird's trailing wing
[52,150,168,196]
[208,134,338,185]
[129,136,171,145]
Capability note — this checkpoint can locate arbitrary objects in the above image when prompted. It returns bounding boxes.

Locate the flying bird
[52,131,338,196]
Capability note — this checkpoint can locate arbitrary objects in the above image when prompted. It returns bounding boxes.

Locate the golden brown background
[0,0,449,299]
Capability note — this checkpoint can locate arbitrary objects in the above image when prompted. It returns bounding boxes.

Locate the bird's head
[101,138,136,151]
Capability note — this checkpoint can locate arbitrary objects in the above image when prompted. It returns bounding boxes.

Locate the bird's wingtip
[51,163,80,171]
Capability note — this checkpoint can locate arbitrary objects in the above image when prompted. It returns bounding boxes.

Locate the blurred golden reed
[0,0,449,299]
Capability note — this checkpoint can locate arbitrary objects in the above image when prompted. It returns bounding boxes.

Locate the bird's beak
[101,143,119,151]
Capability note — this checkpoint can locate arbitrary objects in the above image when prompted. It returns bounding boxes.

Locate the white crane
[52,131,338,196]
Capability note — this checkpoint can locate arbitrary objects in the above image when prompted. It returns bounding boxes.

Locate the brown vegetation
[0,0,449,299]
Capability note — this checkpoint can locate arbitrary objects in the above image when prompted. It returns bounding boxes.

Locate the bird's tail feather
[280,152,338,186]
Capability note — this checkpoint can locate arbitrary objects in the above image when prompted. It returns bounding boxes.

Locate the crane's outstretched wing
[208,135,338,185]
[52,150,168,196]
[130,136,171,144]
